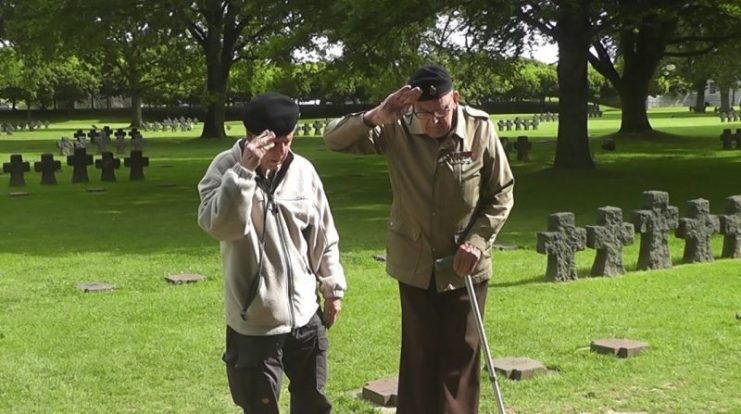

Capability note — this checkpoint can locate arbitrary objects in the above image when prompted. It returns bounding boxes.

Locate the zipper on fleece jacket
[274,204,296,330]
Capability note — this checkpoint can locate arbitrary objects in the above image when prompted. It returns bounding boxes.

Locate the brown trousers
[396,279,488,414]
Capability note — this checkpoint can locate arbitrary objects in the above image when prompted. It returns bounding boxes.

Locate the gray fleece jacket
[198,140,346,336]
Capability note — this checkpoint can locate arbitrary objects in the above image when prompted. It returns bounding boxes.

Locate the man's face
[413,90,459,139]
[260,132,293,171]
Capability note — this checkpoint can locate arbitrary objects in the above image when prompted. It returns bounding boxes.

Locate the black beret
[242,92,300,136]
[408,64,453,101]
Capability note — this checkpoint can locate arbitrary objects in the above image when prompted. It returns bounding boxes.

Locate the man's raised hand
[363,85,422,126]
[240,130,275,171]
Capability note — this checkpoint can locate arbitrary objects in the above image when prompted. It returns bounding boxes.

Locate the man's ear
[452,90,460,104]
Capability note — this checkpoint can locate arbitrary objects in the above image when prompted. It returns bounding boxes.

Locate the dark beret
[408,64,453,101]
[242,92,300,136]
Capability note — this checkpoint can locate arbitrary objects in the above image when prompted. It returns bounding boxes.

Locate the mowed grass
[0,109,739,413]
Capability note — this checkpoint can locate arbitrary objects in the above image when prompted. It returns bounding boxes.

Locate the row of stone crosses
[536,191,741,282]
[719,128,741,150]
[293,120,330,137]
[1,120,50,134]
[496,112,557,132]
[58,127,144,156]
[718,111,739,123]
[140,117,198,133]
[2,149,149,186]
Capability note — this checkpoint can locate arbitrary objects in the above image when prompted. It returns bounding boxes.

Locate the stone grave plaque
[492,357,547,380]
[86,187,106,193]
[165,273,206,284]
[492,243,518,251]
[158,183,177,188]
[373,254,386,262]
[78,282,115,293]
[362,377,397,407]
[591,338,649,358]
[9,191,29,197]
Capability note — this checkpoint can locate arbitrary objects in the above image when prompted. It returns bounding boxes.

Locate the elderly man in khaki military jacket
[323,64,514,414]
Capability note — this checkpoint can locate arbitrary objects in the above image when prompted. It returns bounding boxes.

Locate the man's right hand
[363,85,422,126]
[240,130,275,171]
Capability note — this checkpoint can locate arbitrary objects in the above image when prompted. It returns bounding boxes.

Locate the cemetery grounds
[0,108,739,413]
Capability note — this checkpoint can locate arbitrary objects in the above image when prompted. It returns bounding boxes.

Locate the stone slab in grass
[86,187,106,193]
[492,357,547,380]
[158,183,178,188]
[165,273,206,285]
[492,243,519,251]
[361,377,397,407]
[8,191,29,197]
[78,282,115,293]
[591,338,650,358]
[373,254,386,262]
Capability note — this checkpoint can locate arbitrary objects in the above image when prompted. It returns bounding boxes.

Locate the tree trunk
[200,34,228,139]
[130,91,143,128]
[90,93,95,110]
[617,77,652,133]
[553,0,594,169]
[719,86,730,113]
[693,80,706,113]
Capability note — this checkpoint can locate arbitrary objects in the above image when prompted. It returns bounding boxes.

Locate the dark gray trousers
[223,312,331,414]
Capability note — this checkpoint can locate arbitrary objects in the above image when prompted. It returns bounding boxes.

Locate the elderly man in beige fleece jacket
[198,92,346,414]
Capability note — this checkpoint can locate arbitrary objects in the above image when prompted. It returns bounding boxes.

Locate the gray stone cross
[633,191,679,270]
[586,206,635,276]
[537,212,587,281]
[676,198,719,263]
[718,195,741,259]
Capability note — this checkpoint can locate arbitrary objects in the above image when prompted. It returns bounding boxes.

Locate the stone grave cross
[632,191,678,270]
[676,199,720,263]
[3,154,30,186]
[586,206,635,276]
[34,153,61,185]
[95,152,121,182]
[514,136,531,161]
[719,195,741,258]
[537,212,587,281]
[114,129,127,154]
[124,150,149,180]
[67,147,93,183]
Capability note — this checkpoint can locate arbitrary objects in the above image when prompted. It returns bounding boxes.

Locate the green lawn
[0,109,739,413]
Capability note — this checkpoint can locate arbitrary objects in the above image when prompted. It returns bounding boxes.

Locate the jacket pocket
[386,219,422,275]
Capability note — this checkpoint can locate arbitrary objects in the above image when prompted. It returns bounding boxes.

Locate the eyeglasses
[412,104,454,120]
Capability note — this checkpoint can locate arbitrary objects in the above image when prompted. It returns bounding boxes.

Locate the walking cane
[465,274,506,414]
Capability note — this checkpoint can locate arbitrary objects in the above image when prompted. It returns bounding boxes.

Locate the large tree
[587,0,741,133]
[172,0,327,138]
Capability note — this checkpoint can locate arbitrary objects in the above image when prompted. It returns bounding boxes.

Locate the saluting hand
[363,85,422,126]
[453,242,482,278]
[240,130,275,171]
